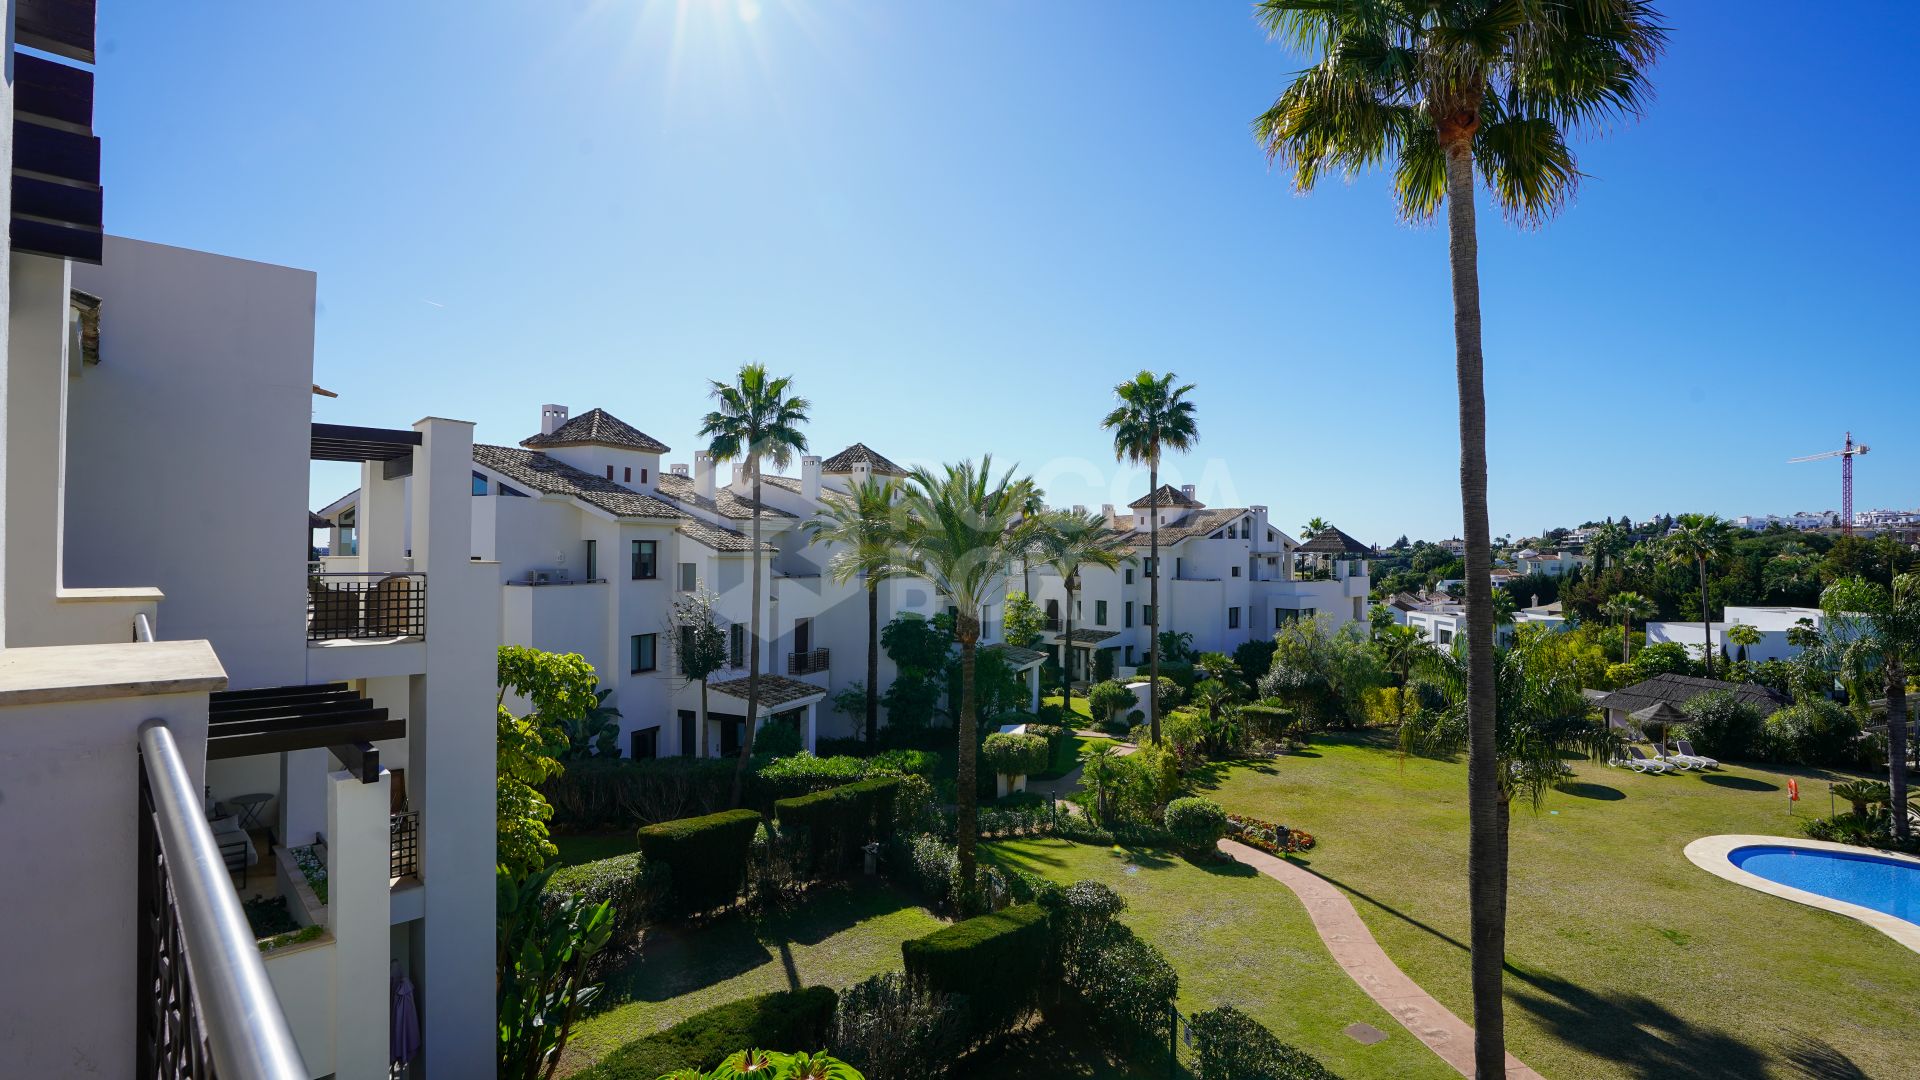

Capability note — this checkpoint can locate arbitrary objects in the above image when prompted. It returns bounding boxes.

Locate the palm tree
[1375,622,1437,723]
[806,475,900,749]
[1016,487,1048,597]
[1300,516,1330,539]
[1726,623,1762,665]
[1588,521,1628,574]
[1663,513,1734,678]
[699,364,811,806]
[889,457,1032,906]
[1601,591,1657,663]
[1102,371,1199,746]
[1253,5,1665,1072]
[1035,509,1123,699]
[1821,574,1920,843]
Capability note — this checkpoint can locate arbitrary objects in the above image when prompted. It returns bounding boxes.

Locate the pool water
[1731,845,1920,925]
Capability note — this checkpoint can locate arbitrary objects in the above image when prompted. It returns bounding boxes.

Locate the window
[1074,600,1082,620]
[679,711,697,758]
[1232,565,1243,578]
[1227,525,1237,539]
[641,468,649,484]
[1438,628,1454,646]
[1124,601,1133,628]
[1228,607,1241,629]
[1045,599,1060,623]
[630,726,659,760]
[1143,604,1155,627]
[729,624,746,667]
[678,625,695,675]
[1174,557,1184,579]
[498,482,528,497]
[1124,646,1134,665]
[679,562,697,591]
[472,471,489,496]
[1125,568,1135,585]
[607,465,615,479]
[1142,558,1155,579]
[624,467,632,482]
[336,507,357,557]
[632,539,657,580]
[585,539,598,581]
[631,633,657,673]
[1095,600,1108,626]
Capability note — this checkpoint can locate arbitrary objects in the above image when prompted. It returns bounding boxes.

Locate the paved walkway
[1025,732,1135,801]
[1218,839,1544,1080]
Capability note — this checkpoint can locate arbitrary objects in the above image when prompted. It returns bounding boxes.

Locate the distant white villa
[1646,606,1832,663]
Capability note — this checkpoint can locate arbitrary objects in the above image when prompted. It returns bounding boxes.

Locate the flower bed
[289,843,329,905]
[1225,812,1315,854]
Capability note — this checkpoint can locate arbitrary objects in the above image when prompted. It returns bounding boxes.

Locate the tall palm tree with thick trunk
[700,364,810,807]
[1102,371,1198,746]
[1253,4,1665,1074]
[806,476,899,749]
[1821,574,1920,843]
[889,457,1032,907]
[1662,513,1734,678]
[1036,509,1123,697]
[1601,591,1656,663]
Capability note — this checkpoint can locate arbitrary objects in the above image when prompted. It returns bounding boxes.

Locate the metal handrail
[138,721,308,1079]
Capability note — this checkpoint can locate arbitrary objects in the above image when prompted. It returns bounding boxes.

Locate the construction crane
[1788,432,1870,535]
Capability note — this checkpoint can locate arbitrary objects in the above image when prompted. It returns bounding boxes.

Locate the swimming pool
[1730,845,1920,925]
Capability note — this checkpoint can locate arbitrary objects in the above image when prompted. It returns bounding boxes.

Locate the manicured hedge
[539,853,666,971]
[635,809,762,916]
[1164,797,1228,853]
[578,987,839,1080]
[774,776,902,871]
[981,733,1049,777]
[1189,1004,1339,1079]
[542,757,736,830]
[902,903,1050,1036]
[753,752,871,804]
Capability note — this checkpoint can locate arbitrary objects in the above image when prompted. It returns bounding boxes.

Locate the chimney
[1180,484,1197,504]
[541,404,569,436]
[670,463,690,477]
[1101,503,1116,527]
[852,461,871,484]
[801,455,822,503]
[1072,504,1086,517]
[1531,593,1540,609]
[694,451,716,500]
[729,463,747,490]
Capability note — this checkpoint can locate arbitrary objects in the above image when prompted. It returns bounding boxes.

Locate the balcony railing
[138,722,307,1080]
[391,810,420,880]
[787,648,830,675]
[306,571,426,643]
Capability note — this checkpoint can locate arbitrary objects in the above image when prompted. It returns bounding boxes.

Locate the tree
[1300,516,1330,539]
[700,363,811,805]
[1253,4,1666,1072]
[808,475,900,748]
[1088,679,1135,727]
[1588,521,1629,574]
[889,457,1032,907]
[1157,629,1196,666]
[670,589,729,758]
[1601,591,1657,663]
[1664,513,1735,677]
[1002,591,1046,651]
[1034,508,1123,699]
[496,645,600,875]
[1822,574,1920,843]
[1103,370,1199,746]
[559,687,622,761]
[1726,622,1763,664]
[1373,622,1438,724]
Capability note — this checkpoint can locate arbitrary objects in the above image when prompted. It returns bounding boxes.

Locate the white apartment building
[1023,490,1372,681]
[0,12,497,1074]
[1646,606,1829,664]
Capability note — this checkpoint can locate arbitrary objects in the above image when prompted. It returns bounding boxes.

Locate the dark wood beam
[329,741,381,785]
[209,696,370,725]
[14,53,93,129]
[9,217,100,264]
[207,715,407,760]
[212,682,351,704]
[13,118,100,186]
[14,0,97,64]
[211,705,388,740]
[382,452,414,480]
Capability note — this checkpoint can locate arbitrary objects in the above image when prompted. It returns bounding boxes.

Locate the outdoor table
[230,792,274,832]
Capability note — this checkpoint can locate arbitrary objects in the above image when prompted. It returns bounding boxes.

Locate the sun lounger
[1625,745,1674,774]
[1674,739,1719,769]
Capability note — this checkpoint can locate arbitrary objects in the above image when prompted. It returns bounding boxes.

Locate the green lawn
[984,837,1457,1080]
[557,879,946,1076]
[1044,693,1095,722]
[1191,732,1920,1080]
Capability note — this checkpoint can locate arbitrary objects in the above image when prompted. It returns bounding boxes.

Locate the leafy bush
[1239,704,1304,747]
[1234,638,1278,682]
[870,748,941,777]
[897,833,959,905]
[1164,797,1228,853]
[753,752,872,804]
[891,773,942,838]
[542,757,733,831]
[902,903,1050,1039]
[830,972,968,1080]
[1157,661,1198,690]
[578,987,838,1079]
[1088,680,1136,727]
[753,720,803,758]
[775,776,902,872]
[540,853,666,970]
[1189,1005,1339,1080]
[635,809,762,916]
[981,732,1049,777]
[1677,690,1765,761]
[1761,699,1861,766]
[1043,881,1176,1052]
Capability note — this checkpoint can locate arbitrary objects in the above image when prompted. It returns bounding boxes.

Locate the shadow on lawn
[1508,970,1770,1080]
[1774,1032,1872,1080]
[1701,774,1779,792]
[1559,781,1626,801]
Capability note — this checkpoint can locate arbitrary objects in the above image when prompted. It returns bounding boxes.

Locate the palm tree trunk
[1698,558,1714,679]
[1621,615,1631,664]
[1063,576,1076,700]
[730,463,764,807]
[865,579,881,748]
[1888,658,1910,842]
[956,619,980,909]
[1148,458,1161,745]
[1442,128,1507,1080]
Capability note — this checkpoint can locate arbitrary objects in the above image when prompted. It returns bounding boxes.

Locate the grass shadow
[1701,774,1779,792]
[1775,1032,1872,1080]
[1507,969,1772,1080]
[1559,782,1626,801]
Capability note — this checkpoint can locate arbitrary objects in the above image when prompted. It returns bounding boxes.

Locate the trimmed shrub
[753,752,872,803]
[1678,690,1765,761]
[1088,680,1135,726]
[1239,704,1303,746]
[635,809,761,916]
[981,733,1049,778]
[579,987,838,1080]
[1164,797,1228,853]
[1043,880,1176,1051]
[539,853,666,971]
[753,720,803,758]
[1190,1004,1339,1080]
[775,776,903,872]
[542,757,733,830]
[1761,700,1861,766]
[830,971,969,1080]
[870,748,941,777]
[902,903,1050,1037]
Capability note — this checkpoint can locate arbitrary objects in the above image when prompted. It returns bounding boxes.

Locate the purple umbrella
[392,971,421,1067]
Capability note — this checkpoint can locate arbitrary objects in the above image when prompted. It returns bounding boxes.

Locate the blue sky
[95,2,1917,544]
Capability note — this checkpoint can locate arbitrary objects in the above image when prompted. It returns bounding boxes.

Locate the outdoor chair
[1673,739,1719,769]
[1623,745,1673,774]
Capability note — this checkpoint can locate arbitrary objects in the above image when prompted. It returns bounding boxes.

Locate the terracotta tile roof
[1110,508,1248,548]
[1128,484,1201,510]
[655,471,796,521]
[985,643,1049,668]
[678,517,772,553]
[473,445,683,519]
[821,442,909,476]
[706,674,828,707]
[1061,628,1120,645]
[521,408,670,453]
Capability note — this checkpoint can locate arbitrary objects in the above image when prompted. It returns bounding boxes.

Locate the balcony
[306,572,426,643]
[390,810,420,881]
[787,648,830,675]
